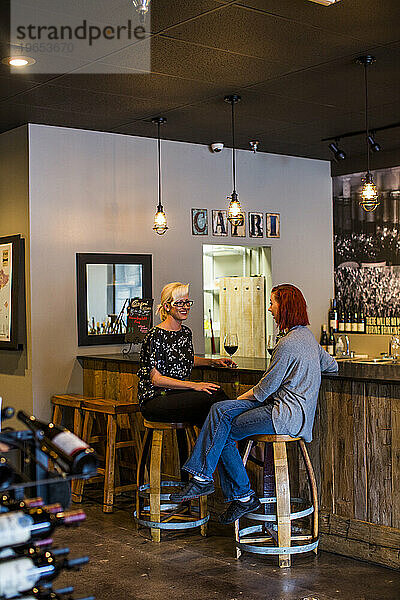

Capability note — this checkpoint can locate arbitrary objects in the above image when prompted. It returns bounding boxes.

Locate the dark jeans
[141,388,229,426]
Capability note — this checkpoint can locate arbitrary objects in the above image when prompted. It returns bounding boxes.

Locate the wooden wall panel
[392,394,400,529]
[366,384,392,527]
[332,380,354,518]
[352,381,367,521]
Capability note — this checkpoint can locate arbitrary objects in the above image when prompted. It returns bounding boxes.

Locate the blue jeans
[183,399,275,502]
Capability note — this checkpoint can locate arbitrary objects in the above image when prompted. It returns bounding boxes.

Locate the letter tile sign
[249,212,263,237]
[230,212,246,237]
[266,213,280,238]
[212,210,228,236]
[191,208,208,235]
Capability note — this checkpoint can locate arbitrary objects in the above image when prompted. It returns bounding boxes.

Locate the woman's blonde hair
[156,282,189,321]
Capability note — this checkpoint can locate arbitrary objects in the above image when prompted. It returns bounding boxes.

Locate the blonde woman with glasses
[138,282,236,425]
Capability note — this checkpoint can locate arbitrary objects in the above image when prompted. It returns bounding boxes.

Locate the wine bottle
[0,508,86,549]
[351,307,359,333]
[0,458,15,491]
[320,324,328,351]
[1,407,14,421]
[327,329,336,356]
[338,305,345,332]
[16,591,94,600]
[358,306,365,333]
[1,545,69,562]
[17,412,97,476]
[1,495,44,511]
[328,299,338,333]
[345,307,352,332]
[0,552,89,598]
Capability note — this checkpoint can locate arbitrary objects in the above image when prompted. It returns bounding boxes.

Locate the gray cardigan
[253,326,338,442]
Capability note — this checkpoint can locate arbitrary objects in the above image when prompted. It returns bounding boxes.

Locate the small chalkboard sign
[125,298,153,344]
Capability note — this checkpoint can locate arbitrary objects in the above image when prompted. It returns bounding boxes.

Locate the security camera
[210,142,224,153]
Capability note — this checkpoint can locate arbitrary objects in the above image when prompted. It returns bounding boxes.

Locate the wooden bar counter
[77,353,400,569]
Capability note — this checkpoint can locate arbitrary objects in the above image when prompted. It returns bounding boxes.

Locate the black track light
[328,141,346,161]
[367,134,381,152]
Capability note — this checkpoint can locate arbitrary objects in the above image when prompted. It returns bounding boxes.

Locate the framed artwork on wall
[76,253,152,346]
[0,235,24,350]
[230,212,246,237]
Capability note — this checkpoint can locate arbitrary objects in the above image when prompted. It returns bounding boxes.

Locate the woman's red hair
[271,284,310,331]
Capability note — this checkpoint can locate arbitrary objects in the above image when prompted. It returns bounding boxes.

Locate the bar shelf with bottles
[333,299,400,336]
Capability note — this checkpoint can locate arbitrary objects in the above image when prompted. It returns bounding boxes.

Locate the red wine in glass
[224,334,238,356]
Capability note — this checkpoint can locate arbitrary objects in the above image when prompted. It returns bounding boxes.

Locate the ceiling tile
[163,5,371,65]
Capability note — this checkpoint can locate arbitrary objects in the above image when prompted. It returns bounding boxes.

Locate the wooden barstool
[135,419,209,542]
[71,398,141,513]
[51,393,88,436]
[235,434,319,568]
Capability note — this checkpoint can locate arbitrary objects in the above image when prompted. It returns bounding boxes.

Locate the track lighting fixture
[356,55,380,212]
[132,0,151,22]
[367,134,381,153]
[328,141,346,161]
[152,117,168,235]
[249,141,259,153]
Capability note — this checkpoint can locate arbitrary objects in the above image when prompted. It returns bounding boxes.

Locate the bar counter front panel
[77,354,400,569]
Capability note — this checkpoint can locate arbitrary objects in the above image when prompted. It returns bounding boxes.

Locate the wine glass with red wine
[224,333,238,357]
[266,335,275,356]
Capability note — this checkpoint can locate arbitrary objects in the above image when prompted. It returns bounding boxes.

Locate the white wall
[0,126,33,418]
[26,124,333,419]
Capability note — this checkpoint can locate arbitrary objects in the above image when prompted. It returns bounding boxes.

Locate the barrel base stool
[134,419,209,542]
[235,434,319,568]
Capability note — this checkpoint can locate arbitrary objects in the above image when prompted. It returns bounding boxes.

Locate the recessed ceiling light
[2,56,36,67]
[307,0,341,5]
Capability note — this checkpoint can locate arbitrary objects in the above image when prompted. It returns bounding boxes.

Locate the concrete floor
[55,497,400,600]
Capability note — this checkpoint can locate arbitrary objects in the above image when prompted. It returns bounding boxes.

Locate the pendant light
[224,94,244,226]
[152,117,168,235]
[356,55,380,212]
[132,0,151,22]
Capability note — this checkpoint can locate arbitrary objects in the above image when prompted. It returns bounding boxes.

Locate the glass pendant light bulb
[360,172,379,212]
[227,192,243,226]
[153,206,168,235]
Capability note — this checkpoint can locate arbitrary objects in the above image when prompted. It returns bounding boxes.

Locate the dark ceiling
[1,0,400,175]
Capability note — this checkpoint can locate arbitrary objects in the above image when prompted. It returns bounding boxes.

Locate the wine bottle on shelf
[17,412,98,476]
[0,545,70,562]
[14,591,94,600]
[351,306,359,333]
[320,324,328,351]
[338,305,345,332]
[0,459,15,492]
[328,299,338,333]
[358,306,365,333]
[345,307,352,332]
[0,508,86,549]
[0,552,89,598]
[1,496,44,511]
[1,407,14,422]
[327,329,336,356]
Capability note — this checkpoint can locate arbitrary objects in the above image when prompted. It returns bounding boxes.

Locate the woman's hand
[191,381,221,395]
[212,357,237,368]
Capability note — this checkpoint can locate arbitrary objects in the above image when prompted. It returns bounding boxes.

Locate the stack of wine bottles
[0,496,93,599]
[0,408,98,600]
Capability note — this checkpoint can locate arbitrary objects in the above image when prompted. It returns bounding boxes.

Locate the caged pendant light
[152,117,168,235]
[224,95,244,226]
[356,55,380,212]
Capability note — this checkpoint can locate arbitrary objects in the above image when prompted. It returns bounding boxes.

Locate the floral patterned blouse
[137,325,194,405]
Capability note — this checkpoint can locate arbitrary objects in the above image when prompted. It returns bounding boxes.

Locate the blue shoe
[169,479,214,502]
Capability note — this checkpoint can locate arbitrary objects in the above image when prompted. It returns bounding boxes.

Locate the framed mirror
[76,253,152,346]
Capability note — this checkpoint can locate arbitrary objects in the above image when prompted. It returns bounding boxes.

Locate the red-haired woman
[170,284,338,524]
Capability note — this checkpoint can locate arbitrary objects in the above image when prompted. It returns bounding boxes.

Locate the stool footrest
[135,481,209,531]
[237,524,319,555]
[246,497,314,522]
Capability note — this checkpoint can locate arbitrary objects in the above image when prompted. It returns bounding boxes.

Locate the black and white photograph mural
[333,169,400,335]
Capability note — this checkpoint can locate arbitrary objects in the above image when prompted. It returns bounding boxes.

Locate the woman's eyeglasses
[171,300,194,308]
